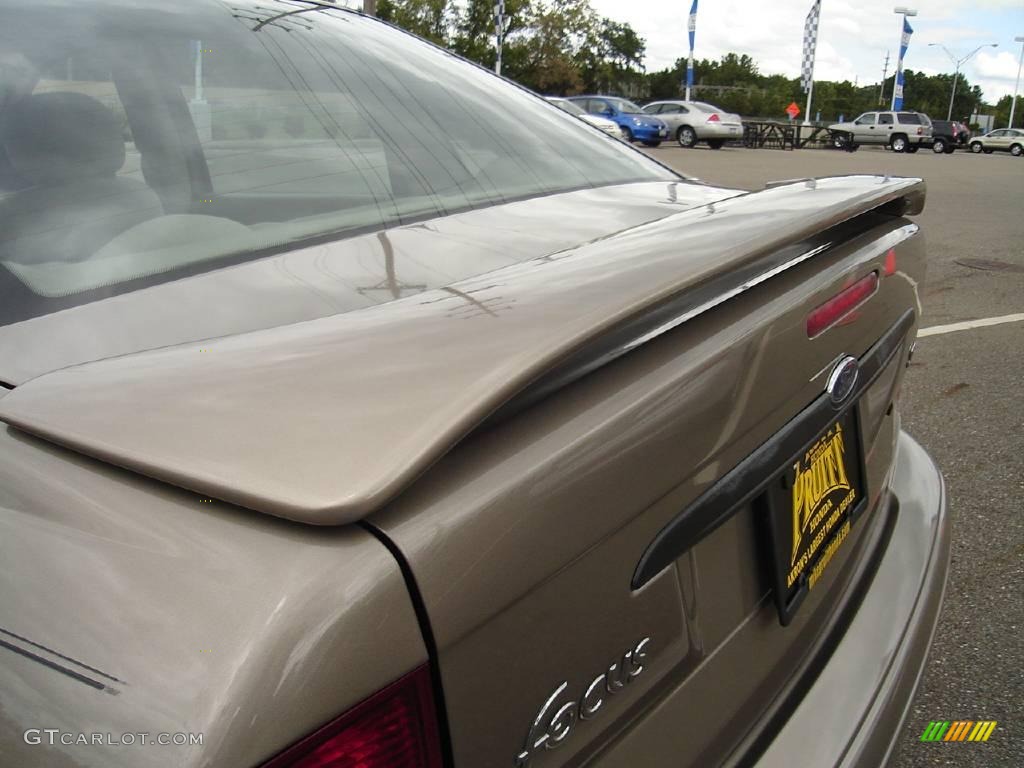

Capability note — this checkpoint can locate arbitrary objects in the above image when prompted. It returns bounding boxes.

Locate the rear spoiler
[0,175,925,525]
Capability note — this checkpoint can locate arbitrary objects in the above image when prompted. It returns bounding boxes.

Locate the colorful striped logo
[920,721,997,742]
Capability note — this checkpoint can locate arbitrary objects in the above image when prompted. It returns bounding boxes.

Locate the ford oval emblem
[826,356,859,406]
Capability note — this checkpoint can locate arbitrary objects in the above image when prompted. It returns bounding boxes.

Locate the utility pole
[1010,36,1024,128]
[929,42,999,121]
[363,0,376,16]
[879,51,890,106]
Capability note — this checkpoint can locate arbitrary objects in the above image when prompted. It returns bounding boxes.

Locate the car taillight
[883,248,897,277]
[260,665,444,768]
[706,113,720,123]
[806,272,879,338]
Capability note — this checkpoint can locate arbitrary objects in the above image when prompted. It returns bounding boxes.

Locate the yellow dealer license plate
[764,408,866,625]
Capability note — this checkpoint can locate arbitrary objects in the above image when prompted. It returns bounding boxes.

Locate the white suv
[829,111,933,152]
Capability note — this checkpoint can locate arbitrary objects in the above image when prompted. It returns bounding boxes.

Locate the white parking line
[918,313,1024,338]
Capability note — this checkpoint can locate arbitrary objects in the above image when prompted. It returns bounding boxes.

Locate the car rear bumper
[699,123,743,140]
[631,125,669,141]
[756,430,950,768]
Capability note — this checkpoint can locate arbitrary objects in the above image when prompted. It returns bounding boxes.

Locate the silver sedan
[642,100,744,149]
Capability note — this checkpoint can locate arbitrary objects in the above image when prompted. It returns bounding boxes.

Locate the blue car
[565,95,669,146]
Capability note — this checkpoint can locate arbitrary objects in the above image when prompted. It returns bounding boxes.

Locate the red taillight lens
[883,248,897,277]
[261,665,444,768]
[806,272,879,338]
[707,113,720,123]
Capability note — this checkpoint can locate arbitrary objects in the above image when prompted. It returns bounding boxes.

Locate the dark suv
[929,120,970,154]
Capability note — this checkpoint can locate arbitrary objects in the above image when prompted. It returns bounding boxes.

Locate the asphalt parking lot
[644,144,1023,767]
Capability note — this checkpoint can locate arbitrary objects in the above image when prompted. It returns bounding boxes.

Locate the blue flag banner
[686,0,698,93]
[893,18,913,110]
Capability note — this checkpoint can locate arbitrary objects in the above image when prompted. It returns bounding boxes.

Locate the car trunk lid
[364,181,926,767]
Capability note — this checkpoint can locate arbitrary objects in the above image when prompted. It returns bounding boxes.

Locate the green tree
[992,94,1018,129]
[518,0,597,94]
[450,0,532,72]
[377,0,455,46]
[883,70,983,121]
[578,18,645,94]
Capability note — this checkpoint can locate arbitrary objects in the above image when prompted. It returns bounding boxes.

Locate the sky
[589,0,1024,104]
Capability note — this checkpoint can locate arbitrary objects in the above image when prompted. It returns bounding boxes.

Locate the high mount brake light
[806,272,880,338]
[260,665,444,768]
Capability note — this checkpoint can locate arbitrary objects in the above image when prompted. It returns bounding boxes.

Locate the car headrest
[1,92,126,186]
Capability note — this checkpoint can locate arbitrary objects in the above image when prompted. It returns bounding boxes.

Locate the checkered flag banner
[800,0,821,94]
[494,0,505,74]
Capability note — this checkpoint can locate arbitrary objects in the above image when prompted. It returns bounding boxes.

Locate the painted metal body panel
[0,176,924,526]
[588,434,947,767]
[0,427,427,768]
[368,216,930,766]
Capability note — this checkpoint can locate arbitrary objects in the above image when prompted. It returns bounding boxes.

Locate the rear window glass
[606,98,643,114]
[0,0,670,325]
[551,99,586,117]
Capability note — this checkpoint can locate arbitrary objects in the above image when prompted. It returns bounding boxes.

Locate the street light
[891,7,918,111]
[928,42,999,121]
[1010,36,1024,129]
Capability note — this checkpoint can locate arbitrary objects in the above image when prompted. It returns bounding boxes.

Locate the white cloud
[974,49,1022,80]
[589,0,1024,102]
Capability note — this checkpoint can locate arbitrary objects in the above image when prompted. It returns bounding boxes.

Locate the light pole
[928,42,998,121]
[891,7,917,111]
[1010,36,1024,129]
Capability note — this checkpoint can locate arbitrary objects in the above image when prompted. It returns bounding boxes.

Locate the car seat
[0,91,163,265]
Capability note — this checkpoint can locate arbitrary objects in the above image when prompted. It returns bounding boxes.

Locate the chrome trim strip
[623,242,832,353]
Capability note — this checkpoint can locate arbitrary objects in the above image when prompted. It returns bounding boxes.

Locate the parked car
[828,110,933,152]
[927,120,970,153]
[0,2,949,768]
[641,100,744,149]
[564,95,669,146]
[546,97,622,138]
[969,128,1024,156]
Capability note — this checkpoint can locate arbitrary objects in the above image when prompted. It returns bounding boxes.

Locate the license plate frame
[763,406,868,625]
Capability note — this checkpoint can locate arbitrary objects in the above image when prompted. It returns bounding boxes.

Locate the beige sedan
[0,2,950,768]
[969,128,1024,156]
